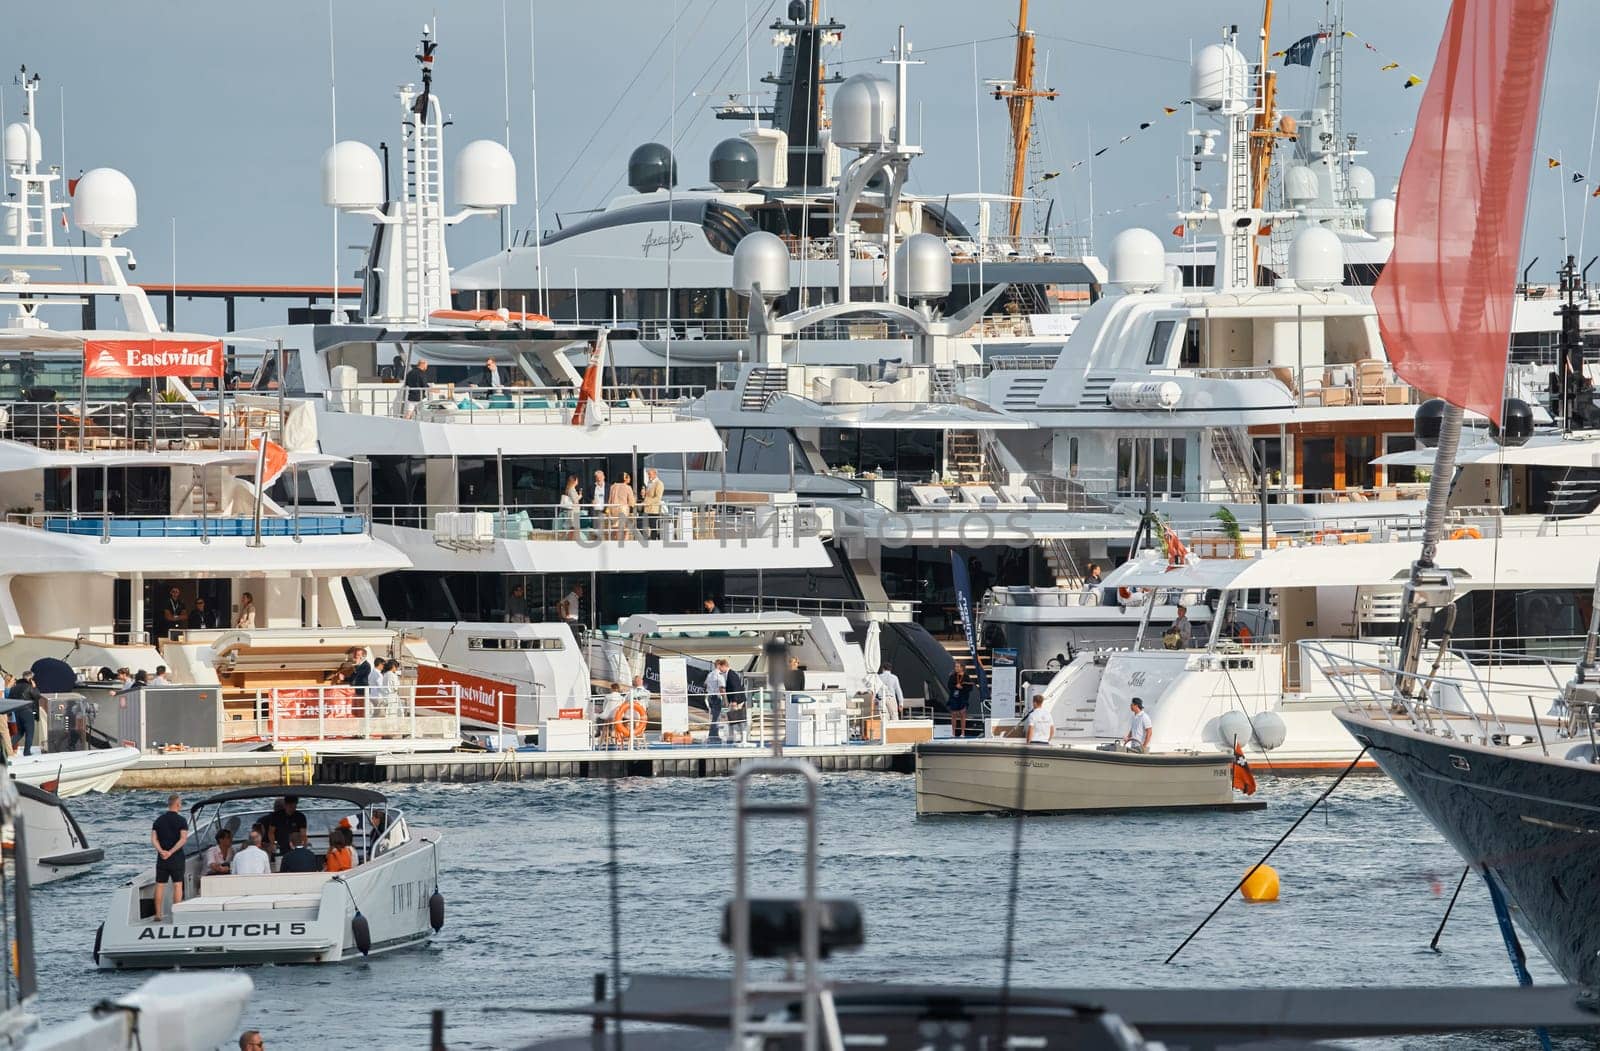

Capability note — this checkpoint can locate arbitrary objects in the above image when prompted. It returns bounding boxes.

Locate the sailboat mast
[1248,0,1289,278]
[994,0,1057,241]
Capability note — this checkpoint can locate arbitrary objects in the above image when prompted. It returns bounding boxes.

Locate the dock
[116,742,917,790]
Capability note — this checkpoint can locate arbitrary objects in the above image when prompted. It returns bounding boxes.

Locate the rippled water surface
[27,772,1581,1049]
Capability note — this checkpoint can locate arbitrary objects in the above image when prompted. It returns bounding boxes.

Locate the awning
[0,440,345,475]
[1376,434,1600,469]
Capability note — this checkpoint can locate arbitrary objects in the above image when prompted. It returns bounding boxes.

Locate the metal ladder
[729,759,841,1051]
[1043,536,1081,586]
[1210,426,1259,503]
[400,105,445,323]
[1229,114,1253,289]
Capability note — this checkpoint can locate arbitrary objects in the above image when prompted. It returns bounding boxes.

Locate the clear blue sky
[8,1,1598,300]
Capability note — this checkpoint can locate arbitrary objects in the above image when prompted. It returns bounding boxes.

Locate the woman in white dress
[380,659,403,718]
[559,476,582,540]
[234,592,257,629]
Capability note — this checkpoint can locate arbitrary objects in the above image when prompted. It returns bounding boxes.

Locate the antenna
[328,0,340,315]
[500,0,511,251]
[528,0,546,313]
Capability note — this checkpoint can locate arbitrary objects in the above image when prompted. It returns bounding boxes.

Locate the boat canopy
[0,440,346,476]
[189,785,387,812]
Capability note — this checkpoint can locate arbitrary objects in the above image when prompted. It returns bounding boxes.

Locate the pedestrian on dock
[705,659,729,743]
[946,666,972,739]
[152,666,171,687]
[150,794,189,922]
[725,668,747,746]
[349,647,372,696]
[875,663,905,721]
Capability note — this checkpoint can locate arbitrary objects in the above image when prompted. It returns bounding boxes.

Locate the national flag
[1138,121,1152,131]
[1404,75,1423,88]
[67,170,81,196]
[1093,146,1108,157]
[1373,0,1556,427]
[1592,185,1600,198]
[1039,170,1060,181]
[249,435,289,489]
[570,331,609,426]
[1161,523,1191,569]
[1381,61,1400,71]
[1281,32,1321,67]
[1258,223,1274,236]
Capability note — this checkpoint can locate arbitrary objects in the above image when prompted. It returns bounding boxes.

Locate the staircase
[1042,537,1081,587]
[930,366,961,402]
[1545,474,1600,517]
[1210,426,1260,503]
[177,482,222,517]
[939,636,989,691]
[944,430,983,483]
[740,366,790,410]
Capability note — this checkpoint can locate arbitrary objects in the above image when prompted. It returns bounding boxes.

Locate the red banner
[1373,0,1556,425]
[84,338,225,379]
[414,664,517,727]
[270,686,356,721]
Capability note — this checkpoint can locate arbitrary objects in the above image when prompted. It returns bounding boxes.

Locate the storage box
[883,719,934,744]
[538,718,592,752]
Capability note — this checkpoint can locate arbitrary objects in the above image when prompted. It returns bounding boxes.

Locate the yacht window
[467,636,565,651]
[1146,319,1178,366]
[1181,320,1203,367]
[249,350,303,393]
[326,342,379,382]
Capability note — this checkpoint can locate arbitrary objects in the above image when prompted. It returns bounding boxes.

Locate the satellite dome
[1347,165,1377,201]
[709,138,759,192]
[831,74,896,151]
[1107,228,1164,292]
[894,233,952,301]
[321,141,383,210]
[1366,197,1396,238]
[731,231,790,300]
[1191,43,1248,110]
[1290,227,1343,290]
[1285,165,1318,204]
[3,123,40,169]
[72,167,138,241]
[627,143,677,194]
[455,139,518,208]
[1414,398,1449,448]
[1492,398,1535,446]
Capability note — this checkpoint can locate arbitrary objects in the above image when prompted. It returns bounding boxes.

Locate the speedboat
[12,782,101,885]
[10,746,140,798]
[94,784,443,969]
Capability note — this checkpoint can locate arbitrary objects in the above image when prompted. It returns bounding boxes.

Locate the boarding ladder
[400,102,446,323]
[1210,426,1260,503]
[741,366,790,410]
[729,760,842,1051]
[1043,536,1081,587]
[1228,113,1253,290]
[944,431,983,483]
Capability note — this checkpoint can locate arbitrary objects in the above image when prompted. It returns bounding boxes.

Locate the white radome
[894,233,952,301]
[1107,228,1165,292]
[731,231,791,300]
[72,167,138,241]
[830,74,897,150]
[1290,227,1344,290]
[3,122,40,169]
[1346,165,1377,202]
[455,140,518,209]
[1285,165,1319,204]
[321,141,383,210]
[1366,197,1397,239]
[1191,43,1249,110]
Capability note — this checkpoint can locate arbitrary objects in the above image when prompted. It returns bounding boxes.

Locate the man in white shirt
[1123,697,1153,753]
[875,664,905,720]
[151,666,172,686]
[1022,694,1054,746]
[202,829,235,875]
[231,830,271,875]
[703,660,728,743]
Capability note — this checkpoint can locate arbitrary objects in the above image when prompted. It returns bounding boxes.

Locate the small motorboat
[913,741,1265,816]
[10,745,141,798]
[12,782,102,885]
[94,784,443,969]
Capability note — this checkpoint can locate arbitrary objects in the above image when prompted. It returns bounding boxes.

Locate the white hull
[20,973,252,1051]
[914,742,1256,815]
[15,785,101,886]
[11,747,140,798]
[96,829,441,969]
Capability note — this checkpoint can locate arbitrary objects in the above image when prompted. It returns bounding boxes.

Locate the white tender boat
[914,740,1262,816]
[10,746,140,798]
[95,785,443,969]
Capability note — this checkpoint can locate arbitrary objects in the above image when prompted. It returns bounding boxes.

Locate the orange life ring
[1118,586,1140,603]
[1311,529,1341,544]
[615,700,648,739]
[1449,526,1482,541]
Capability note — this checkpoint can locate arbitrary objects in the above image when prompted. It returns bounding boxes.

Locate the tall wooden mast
[992,0,1057,240]
[1248,0,1297,276]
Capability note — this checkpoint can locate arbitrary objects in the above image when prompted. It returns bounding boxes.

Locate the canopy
[190,785,387,811]
[0,440,345,476]
[0,328,223,351]
[1376,435,1600,469]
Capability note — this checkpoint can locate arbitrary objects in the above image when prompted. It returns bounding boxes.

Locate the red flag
[1373,0,1555,426]
[249,435,288,489]
[1162,523,1191,569]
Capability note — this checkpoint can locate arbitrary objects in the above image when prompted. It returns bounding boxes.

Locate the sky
[7,0,1600,321]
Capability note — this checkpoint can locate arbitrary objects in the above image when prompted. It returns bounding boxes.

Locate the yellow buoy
[1240,864,1280,902]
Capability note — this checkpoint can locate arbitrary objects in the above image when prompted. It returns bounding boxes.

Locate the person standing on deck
[150,794,189,922]
[704,659,729,743]
[1021,693,1054,746]
[1123,698,1153,753]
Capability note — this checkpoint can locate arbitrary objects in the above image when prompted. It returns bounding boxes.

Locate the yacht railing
[0,399,285,452]
[322,384,703,423]
[723,594,919,619]
[9,510,366,541]
[1150,361,1423,409]
[369,500,823,545]
[224,683,464,746]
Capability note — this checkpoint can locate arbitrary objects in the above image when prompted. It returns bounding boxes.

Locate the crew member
[150,794,190,922]
[1022,693,1054,746]
[1123,698,1153,753]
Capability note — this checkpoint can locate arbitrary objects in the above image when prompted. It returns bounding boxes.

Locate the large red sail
[1373,0,1555,426]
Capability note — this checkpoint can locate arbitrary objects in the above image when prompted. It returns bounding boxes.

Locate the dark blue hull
[1336,709,1600,987]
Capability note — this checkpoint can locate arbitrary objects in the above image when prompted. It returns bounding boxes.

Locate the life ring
[428,308,553,331]
[615,700,648,739]
[1449,526,1482,541]
[1311,529,1341,545]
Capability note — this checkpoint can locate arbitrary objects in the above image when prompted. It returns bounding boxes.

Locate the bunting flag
[1574,172,1588,183]
[1405,75,1424,88]
[1381,61,1400,71]
[1069,102,1189,171]
[1373,0,1556,427]
[1548,157,1562,168]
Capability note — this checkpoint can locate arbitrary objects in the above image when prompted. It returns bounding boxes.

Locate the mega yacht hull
[1336,708,1600,986]
[914,742,1261,816]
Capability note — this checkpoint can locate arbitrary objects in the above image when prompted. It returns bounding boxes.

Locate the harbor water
[34,773,1570,1049]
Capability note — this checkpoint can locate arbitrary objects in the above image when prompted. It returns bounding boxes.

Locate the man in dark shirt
[161,586,187,635]
[187,597,218,630]
[349,647,372,692]
[268,795,308,859]
[150,794,189,922]
[278,827,320,873]
[403,358,430,416]
[6,671,41,753]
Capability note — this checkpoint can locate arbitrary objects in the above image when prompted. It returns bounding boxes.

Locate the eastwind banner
[84,338,225,379]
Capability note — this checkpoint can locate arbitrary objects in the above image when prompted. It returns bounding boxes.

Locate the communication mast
[991,0,1057,241]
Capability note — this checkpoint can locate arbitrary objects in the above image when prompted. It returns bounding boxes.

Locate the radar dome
[894,233,952,301]
[709,138,759,192]
[831,74,896,150]
[72,167,137,241]
[731,231,791,300]
[1366,197,1396,238]
[455,139,518,208]
[1107,228,1165,292]
[1191,43,1248,110]
[1290,227,1343,290]
[627,143,677,194]
[321,141,383,210]
[1492,398,1535,446]
[1414,398,1448,448]
[1285,165,1318,204]
[1347,165,1377,201]
[3,123,40,169]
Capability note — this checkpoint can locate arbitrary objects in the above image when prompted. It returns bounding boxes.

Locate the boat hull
[15,783,102,885]
[913,742,1260,816]
[1336,708,1600,987]
[12,746,141,797]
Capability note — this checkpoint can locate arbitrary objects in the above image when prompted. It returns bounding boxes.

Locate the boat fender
[1216,711,1251,748]
[1251,711,1287,751]
[352,910,372,956]
[429,889,445,932]
[92,922,103,966]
